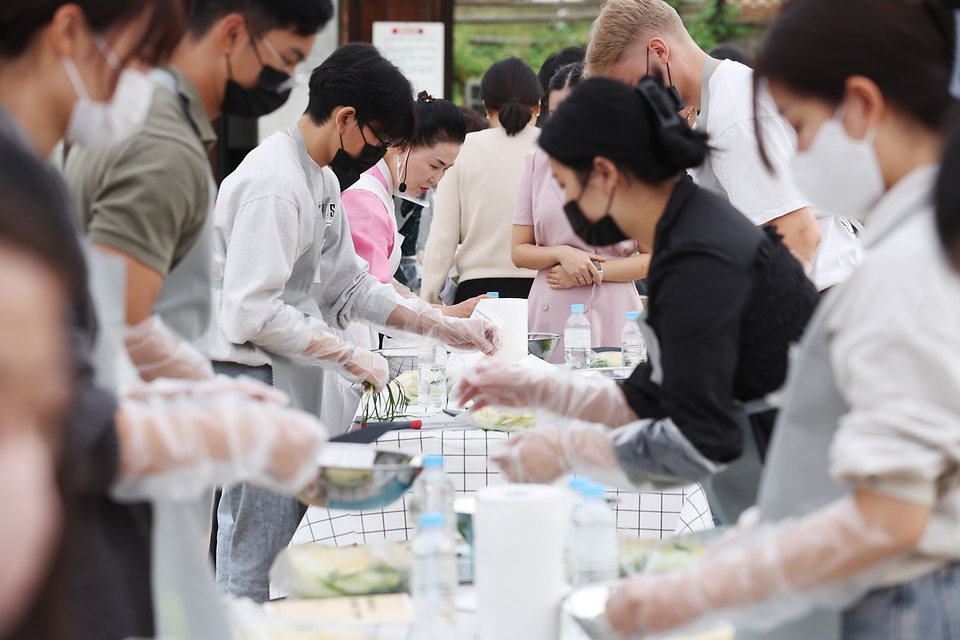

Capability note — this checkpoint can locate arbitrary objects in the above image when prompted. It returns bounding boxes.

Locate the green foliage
[451,2,756,105]
[452,20,593,105]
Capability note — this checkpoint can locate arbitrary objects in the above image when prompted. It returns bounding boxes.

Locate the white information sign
[372,21,445,99]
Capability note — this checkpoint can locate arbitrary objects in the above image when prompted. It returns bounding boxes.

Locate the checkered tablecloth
[291,427,713,548]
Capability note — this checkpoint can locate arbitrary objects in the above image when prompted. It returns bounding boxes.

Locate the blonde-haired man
[586,0,861,291]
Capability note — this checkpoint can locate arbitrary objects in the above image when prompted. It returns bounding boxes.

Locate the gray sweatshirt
[208,130,400,367]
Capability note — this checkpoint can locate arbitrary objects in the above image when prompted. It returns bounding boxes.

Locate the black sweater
[620,177,818,463]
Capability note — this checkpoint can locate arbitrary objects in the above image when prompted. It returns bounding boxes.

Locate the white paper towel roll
[474,484,569,640]
[472,298,528,361]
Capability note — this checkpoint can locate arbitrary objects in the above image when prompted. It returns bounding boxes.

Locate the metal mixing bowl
[528,333,561,361]
[298,449,423,511]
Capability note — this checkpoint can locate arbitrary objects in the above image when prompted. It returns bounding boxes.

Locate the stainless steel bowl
[528,333,561,361]
[299,449,423,511]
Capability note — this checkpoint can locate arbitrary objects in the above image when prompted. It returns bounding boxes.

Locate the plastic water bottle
[564,304,592,370]
[621,311,647,367]
[412,511,457,639]
[408,455,456,536]
[418,343,447,409]
[564,477,592,583]
[570,483,619,586]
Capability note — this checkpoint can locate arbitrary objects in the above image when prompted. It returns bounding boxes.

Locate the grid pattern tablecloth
[291,428,712,548]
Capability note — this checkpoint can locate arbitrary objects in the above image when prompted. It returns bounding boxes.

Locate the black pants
[454,277,534,304]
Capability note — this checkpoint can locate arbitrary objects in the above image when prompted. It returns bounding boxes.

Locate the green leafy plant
[358,378,411,424]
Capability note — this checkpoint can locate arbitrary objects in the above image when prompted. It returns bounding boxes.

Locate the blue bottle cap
[419,512,445,529]
[423,455,443,469]
[486,292,500,298]
[584,483,606,498]
[571,304,585,313]
[568,477,591,493]
[626,311,641,320]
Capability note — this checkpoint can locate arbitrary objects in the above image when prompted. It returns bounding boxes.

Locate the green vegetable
[358,378,410,424]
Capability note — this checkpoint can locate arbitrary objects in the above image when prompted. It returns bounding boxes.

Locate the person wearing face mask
[584,0,863,292]
[513,62,647,362]
[65,0,333,387]
[454,76,819,524]
[420,57,543,304]
[0,4,340,639]
[322,93,487,433]
[599,1,960,638]
[209,42,502,602]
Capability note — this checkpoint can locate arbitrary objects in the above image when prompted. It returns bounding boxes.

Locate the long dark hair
[937,125,960,270]
[0,0,190,65]
[753,0,957,164]
[411,91,466,148]
[480,57,543,136]
[540,76,708,184]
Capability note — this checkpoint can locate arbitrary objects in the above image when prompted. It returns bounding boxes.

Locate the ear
[592,156,621,190]
[48,4,87,58]
[842,75,885,139]
[215,13,247,56]
[648,37,670,64]
[333,106,357,134]
[482,100,494,119]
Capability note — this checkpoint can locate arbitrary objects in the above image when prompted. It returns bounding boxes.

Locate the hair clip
[417,91,435,103]
[636,76,686,130]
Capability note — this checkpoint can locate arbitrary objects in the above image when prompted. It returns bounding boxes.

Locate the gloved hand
[492,422,633,487]
[122,374,289,405]
[605,493,911,636]
[452,361,636,427]
[386,298,501,355]
[300,327,389,392]
[113,379,329,502]
[125,315,215,381]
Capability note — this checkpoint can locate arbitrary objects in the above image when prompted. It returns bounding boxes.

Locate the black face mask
[223,63,292,118]
[329,132,387,191]
[563,180,629,246]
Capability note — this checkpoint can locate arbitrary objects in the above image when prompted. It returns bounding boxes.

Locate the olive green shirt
[65,67,217,276]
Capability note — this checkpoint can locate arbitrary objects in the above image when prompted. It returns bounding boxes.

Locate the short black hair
[411,92,466,148]
[708,43,752,67]
[548,62,583,93]
[306,42,418,147]
[187,0,333,37]
[537,46,585,93]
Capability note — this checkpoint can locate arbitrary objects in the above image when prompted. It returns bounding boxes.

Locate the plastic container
[621,311,647,367]
[411,512,457,639]
[564,304,592,370]
[570,483,618,586]
[408,455,456,536]
[417,343,448,409]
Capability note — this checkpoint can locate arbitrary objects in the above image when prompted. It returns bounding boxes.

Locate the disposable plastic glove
[113,377,328,502]
[386,298,501,355]
[492,422,633,488]
[452,361,636,427]
[300,327,389,393]
[605,493,912,636]
[122,374,289,405]
[125,315,214,381]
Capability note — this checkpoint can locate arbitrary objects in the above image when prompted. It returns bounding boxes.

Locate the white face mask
[790,105,885,223]
[61,33,153,148]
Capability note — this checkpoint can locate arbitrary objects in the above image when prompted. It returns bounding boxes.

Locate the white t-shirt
[693,59,861,290]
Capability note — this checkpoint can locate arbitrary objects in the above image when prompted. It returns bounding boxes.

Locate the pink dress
[513,148,644,363]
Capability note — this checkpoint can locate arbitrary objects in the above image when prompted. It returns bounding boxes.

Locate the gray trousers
[211,361,306,602]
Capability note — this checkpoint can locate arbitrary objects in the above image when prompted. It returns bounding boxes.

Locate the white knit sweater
[420,126,539,303]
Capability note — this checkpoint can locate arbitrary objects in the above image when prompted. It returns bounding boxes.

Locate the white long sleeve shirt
[207,130,399,367]
[826,165,960,585]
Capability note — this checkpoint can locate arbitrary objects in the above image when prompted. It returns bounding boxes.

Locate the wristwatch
[592,259,604,282]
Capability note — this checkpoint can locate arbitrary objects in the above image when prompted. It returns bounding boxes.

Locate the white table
[292,422,713,548]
